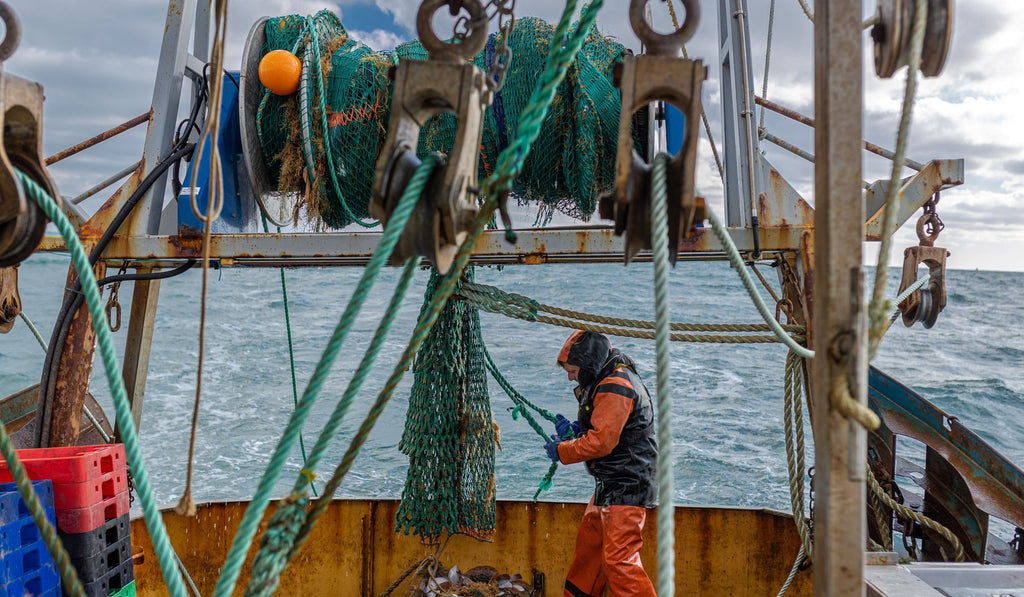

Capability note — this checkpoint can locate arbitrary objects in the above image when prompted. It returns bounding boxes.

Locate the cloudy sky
[6,0,1022,271]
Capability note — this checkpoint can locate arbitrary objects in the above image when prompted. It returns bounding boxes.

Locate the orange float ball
[258,50,302,96]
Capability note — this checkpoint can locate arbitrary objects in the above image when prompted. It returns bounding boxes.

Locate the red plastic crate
[0,445,125,484]
[56,491,130,534]
[51,468,128,511]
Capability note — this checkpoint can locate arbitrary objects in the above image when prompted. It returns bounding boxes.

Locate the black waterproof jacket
[564,332,657,508]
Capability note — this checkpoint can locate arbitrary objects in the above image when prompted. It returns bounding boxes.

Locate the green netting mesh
[256,11,641,228]
[395,266,497,541]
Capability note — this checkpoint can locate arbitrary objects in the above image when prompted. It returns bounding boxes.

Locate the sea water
[1,253,1022,520]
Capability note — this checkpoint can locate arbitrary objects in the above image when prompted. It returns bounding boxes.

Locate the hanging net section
[395,266,498,541]
[255,10,643,229]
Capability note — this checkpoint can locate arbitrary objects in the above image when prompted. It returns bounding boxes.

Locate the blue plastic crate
[0,541,57,585]
[0,514,57,554]
[0,561,60,596]
[0,480,55,526]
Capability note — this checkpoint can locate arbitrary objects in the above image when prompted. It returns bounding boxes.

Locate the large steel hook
[371,0,491,273]
[599,0,705,264]
[0,2,59,267]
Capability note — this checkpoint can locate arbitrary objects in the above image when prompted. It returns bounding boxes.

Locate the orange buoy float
[258,49,302,95]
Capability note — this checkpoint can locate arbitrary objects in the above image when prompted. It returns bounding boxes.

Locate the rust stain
[169,234,204,257]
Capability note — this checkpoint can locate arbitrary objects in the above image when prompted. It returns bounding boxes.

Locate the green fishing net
[394,266,497,541]
[256,10,642,228]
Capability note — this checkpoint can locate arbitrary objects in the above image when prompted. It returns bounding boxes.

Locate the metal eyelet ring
[417,0,489,62]
[0,2,21,61]
[628,0,700,56]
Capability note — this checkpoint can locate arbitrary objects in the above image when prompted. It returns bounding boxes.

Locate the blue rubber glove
[554,414,582,439]
[544,435,562,462]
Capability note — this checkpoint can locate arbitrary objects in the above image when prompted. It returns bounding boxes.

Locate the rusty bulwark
[129,500,813,596]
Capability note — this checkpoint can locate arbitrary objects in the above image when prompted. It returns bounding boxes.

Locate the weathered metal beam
[755,95,927,171]
[40,226,812,266]
[42,263,105,447]
[812,1,867,596]
[864,159,964,240]
[44,112,151,166]
[114,272,162,443]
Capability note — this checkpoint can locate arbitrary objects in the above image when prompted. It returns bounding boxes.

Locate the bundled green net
[394,266,497,541]
[256,10,642,228]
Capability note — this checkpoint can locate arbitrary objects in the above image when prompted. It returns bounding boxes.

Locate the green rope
[480,343,566,500]
[259,214,316,497]
[235,1,603,585]
[213,155,439,597]
[282,255,422,562]
[18,311,49,351]
[650,153,675,595]
[868,0,928,358]
[15,170,188,597]
[303,15,377,228]
[461,282,804,333]
[704,207,814,358]
[244,256,422,596]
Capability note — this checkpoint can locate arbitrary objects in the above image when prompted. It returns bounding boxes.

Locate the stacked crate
[0,479,61,596]
[0,445,135,597]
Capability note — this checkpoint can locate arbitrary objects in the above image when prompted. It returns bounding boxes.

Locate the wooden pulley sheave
[872,0,953,78]
[0,1,59,267]
[897,194,949,329]
[598,0,706,265]
[370,0,493,274]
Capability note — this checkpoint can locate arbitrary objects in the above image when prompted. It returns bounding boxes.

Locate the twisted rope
[868,0,928,358]
[461,282,803,333]
[651,153,675,596]
[866,466,965,561]
[16,170,187,596]
[783,351,812,559]
[775,545,806,597]
[481,345,563,500]
[246,256,422,596]
[214,156,439,597]
[246,0,602,569]
[18,311,48,351]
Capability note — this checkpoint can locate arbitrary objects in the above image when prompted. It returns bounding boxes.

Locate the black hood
[564,331,611,388]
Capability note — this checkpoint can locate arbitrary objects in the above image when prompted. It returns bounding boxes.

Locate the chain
[487,0,517,93]
[104,261,129,333]
[449,0,516,93]
[920,191,944,240]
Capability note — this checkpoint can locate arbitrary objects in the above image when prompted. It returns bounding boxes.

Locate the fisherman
[544,330,658,597]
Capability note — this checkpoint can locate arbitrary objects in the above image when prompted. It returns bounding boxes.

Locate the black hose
[37,141,197,446]
[35,260,198,447]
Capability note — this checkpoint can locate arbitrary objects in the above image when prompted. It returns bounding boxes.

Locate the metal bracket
[370,0,491,273]
[599,0,705,264]
[0,3,59,267]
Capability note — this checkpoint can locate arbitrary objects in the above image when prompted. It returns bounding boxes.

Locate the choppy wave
[2,254,1022,517]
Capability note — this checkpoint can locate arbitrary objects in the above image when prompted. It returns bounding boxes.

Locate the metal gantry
[19,0,971,594]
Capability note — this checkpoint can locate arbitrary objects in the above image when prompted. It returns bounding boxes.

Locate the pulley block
[872,0,953,79]
[0,3,59,267]
[898,211,949,329]
[370,0,491,273]
[599,0,705,264]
